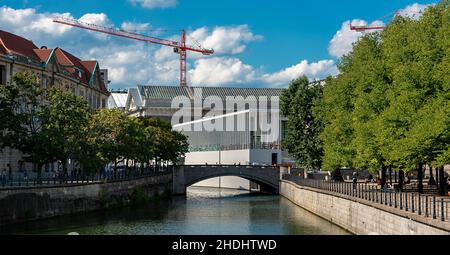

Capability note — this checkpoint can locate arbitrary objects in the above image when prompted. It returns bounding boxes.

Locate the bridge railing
[0,166,174,190]
[183,164,278,169]
[282,174,450,223]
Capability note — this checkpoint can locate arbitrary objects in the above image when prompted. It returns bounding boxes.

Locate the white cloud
[262,60,338,86]
[328,19,385,58]
[78,13,111,27]
[195,25,263,55]
[189,58,337,87]
[0,6,73,39]
[129,0,177,9]
[398,3,432,20]
[328,2,434,59]
[0,6,337,89]
[121,21,151,32]
[190,57,256,86]
[154,25,262,62]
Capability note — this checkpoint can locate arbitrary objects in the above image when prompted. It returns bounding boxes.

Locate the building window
[102,99,106,108]
[0,65,5,85]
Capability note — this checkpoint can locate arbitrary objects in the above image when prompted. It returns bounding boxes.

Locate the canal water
[2,187,350,235]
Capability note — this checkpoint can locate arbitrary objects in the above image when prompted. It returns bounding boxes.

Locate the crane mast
[53,17,214,88]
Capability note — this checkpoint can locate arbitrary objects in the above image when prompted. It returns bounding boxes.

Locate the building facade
[0,29,110,174]
[123,85,294,190]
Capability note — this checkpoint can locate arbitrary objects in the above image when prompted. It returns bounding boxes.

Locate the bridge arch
[172,165,280,195]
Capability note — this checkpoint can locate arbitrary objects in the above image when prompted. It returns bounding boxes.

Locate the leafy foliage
[0,72,189,176]
[281,76,324,170]
[314,1,450,173]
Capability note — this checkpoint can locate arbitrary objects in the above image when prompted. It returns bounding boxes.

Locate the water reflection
[1,187,350,235]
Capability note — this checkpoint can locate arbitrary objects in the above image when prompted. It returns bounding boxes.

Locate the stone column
[172,165,186,195]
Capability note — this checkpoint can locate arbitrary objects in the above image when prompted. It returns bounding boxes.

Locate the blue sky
[0,0,438,89]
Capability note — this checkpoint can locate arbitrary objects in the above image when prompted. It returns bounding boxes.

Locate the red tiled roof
[0,30,39,60]
[0,42,7,55]
[0,29,108,94]
[54,47,74,66]
[54,48,91,84]
[80,60,97,73]
[33,48,53,62]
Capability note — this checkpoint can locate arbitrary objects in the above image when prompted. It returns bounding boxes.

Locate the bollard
[394,190,397,208]
[380,188,383,204]
[405,192,408,211]
[441,198,445,222]
[400,191,403,210]
[375,187,379,203]
[412,193,415,213]
[425,196,429,217]
[389,190,392,207]
[433,197,436,219]
[418,195,422,215]
[384,190,388,206]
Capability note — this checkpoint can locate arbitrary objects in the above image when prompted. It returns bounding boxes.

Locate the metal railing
[0,165,174,190]
[283,175,449,222]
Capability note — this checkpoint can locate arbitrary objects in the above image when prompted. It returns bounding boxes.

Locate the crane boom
[53,17,214,87]
[350,25,386,32]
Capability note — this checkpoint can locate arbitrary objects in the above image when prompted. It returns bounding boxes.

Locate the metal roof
[138,85,284,101]
[108,93,128,109]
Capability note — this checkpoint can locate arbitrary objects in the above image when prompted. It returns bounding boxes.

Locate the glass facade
[174,110,281,152]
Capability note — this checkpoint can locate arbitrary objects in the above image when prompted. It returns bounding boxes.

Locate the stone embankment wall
[280,180,450,235]
[0,174,172,226]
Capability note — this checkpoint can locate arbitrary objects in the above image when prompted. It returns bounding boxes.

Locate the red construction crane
[53,17,214,88]
[349,10,400,32]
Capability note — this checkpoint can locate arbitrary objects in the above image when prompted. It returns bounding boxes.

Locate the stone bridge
[172,165,281,195]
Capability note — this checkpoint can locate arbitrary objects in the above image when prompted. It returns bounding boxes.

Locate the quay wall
[0,174,172,226]
[280,180,450,235]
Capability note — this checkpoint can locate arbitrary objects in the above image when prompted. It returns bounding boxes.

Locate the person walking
[7,164,12,182]
[1,169,6,186]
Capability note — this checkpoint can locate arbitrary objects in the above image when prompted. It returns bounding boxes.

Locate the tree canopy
[0,71,189,176]
[284,1,449,184]
[281,76,324,170]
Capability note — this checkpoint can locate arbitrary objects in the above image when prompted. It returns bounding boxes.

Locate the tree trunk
[429,166,436,185]
[389,166,393,185]
[380,165,387,188]
[398,170,405,191]
[417,163,424,194]
[439,167,447,196]
[436,168,440,192]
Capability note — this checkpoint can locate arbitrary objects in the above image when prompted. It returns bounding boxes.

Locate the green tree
[281,76,324,171]
[87,108,129,173]
[142,117,188,165]
[315,1,450,192]
[0,71,54,178]
[39,88,91,177]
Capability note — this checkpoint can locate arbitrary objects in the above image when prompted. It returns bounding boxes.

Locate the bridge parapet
[173,165,280,195]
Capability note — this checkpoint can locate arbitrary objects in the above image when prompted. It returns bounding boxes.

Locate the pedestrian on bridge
[1,169,6,186]
[352,172,358,190]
